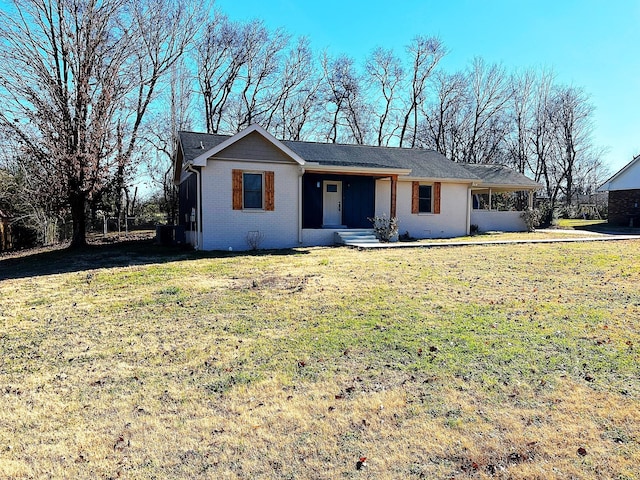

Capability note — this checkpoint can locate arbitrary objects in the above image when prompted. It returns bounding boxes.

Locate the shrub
[246,230,265,250]
[520,208,542,232]
[368,215,399,242]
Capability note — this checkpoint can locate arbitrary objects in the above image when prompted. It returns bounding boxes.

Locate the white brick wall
[200,160,302,251]
[376,179,469,239]
[470,210,527,232]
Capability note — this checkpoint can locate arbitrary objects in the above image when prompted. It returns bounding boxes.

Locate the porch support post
[488,188,492,211]
[390,175,398,218]
[528,190,534,209]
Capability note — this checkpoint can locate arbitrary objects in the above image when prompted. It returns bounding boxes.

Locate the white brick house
[173,125,540,251]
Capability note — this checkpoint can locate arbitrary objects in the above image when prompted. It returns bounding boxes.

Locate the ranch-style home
[173,124,540,251]
[598,154,640,227]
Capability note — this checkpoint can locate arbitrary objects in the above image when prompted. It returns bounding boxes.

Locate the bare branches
[399,36,446,147]
[365,47,404,146]
[0,0,205,246]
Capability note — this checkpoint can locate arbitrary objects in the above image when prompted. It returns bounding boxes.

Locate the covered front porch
[302,172,400,228]
[299,168,404,246]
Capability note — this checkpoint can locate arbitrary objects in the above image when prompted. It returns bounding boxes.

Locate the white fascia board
[400,176,477,184]
[304,165,411,176]
[191,124,306,167]
[471,183,541,191]
[174,167,194,186]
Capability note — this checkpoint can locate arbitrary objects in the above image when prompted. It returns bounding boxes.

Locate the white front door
[322,180,342,226]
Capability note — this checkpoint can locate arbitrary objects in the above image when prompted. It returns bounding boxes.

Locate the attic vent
[200,141,204,149]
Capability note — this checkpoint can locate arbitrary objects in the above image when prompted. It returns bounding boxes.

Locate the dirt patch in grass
[1,240,639,478]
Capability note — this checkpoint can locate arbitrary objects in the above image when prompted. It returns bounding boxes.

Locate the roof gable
[191,124,305,167]
[598,155,640,191]
[212,130,300,164]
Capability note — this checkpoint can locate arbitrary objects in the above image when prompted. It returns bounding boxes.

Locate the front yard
[1,240,638,479]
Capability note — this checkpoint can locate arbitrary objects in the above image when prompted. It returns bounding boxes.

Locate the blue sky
[216,0,640,173]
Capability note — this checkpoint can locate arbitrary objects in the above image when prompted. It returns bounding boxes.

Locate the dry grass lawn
[1,239,639,479]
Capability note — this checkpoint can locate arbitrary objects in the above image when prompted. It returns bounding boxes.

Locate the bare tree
[111,0,202,230]
[399,36,446,148]
[143,60,195,224]
[462,58,511,163]
[321,53,367,144]
[197,12,245,134]
[420,71,467,159]
[0,0,134,247]
[365,47,404,146]
[551,85,595,206]
[268,36,322,141]
[529,70,556,194]
[231,21,289,131]
[506,70,536,174]
[0,0,202,247]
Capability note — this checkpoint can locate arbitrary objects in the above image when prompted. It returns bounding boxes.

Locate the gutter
[466,186,472,235]
[186,164,202,250]
[298,166,305,244]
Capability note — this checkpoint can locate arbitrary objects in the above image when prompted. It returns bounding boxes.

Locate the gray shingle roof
[282,140,477,180]
[178,131,478,180]
[461,164,540,188]
[178,131,229,163]
[177,131,539,188]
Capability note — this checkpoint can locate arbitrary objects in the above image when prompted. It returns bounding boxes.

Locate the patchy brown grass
[1,240,639,479]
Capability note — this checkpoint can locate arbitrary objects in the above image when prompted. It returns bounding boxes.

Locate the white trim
[305,165,411,176]
[402,176,476,184]
[191,124,306,167]
[470,184,540,191]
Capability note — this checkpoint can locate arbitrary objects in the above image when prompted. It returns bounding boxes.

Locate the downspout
[466,186,472,235]
[186,164,201,250]
[298,166,305,244]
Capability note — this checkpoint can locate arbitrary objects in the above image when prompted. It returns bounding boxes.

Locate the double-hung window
[418,185,432,213]
[243,172,263,209]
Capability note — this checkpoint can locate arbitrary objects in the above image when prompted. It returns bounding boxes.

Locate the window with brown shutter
[433,182,441,214]
[232,170,243,210]
[411,181,419,214]
[412,181,441,214]
[232,170,275,211]
[264,171,274,211]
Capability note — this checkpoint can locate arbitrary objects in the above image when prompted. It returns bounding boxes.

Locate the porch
[302,172,398,230]
[470,187,534,232]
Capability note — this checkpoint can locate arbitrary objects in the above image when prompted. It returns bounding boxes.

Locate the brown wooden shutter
[411,181,419,214]
[232,169,243,210]
[433,182,441,214]
[264,171,275,211]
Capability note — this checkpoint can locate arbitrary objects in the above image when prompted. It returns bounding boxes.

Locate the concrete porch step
[334,229,380,246]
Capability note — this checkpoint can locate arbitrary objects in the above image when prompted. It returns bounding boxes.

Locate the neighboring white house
[598,155,640,227]
[173,124,540,251]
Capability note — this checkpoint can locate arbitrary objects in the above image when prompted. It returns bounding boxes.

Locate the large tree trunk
[70,192,87,248]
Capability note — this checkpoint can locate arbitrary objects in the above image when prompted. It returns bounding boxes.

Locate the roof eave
[401,176,478,183]
[472,183,542,191]
[304,165,411,176]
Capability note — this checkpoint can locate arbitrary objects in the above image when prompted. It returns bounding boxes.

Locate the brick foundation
[608,189,640,226]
